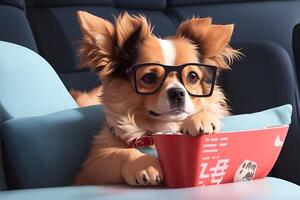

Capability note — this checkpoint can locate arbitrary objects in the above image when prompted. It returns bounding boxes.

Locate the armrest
[2,105,105,189]
[0,41,78,121]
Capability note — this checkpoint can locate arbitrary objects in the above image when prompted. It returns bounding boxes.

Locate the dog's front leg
[121,148,163,186]
[180,110,222,136]
[74,130,163,186]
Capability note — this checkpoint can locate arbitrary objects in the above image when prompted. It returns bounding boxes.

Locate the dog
[73,11,240,186]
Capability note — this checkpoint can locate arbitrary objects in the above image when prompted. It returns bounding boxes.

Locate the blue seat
[0,41,78,190]
[0,0,300,199]
[0,41,299,199]
[1,178,300,200]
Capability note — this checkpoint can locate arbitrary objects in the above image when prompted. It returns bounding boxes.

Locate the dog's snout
[167,88,185,106]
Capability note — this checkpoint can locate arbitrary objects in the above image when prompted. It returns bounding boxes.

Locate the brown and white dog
[73,11,239,186]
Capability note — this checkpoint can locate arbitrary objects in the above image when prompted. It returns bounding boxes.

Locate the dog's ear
[176,18,235,63]
[77,11,152,77]
[77,11,115,72]
[115,12,151,49]
[110,12,152,77]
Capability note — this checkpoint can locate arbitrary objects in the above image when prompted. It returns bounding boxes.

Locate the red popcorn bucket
[152,125,289,188]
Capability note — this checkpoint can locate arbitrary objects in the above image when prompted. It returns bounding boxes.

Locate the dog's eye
[187,71,199,84]
[141,73,157,84]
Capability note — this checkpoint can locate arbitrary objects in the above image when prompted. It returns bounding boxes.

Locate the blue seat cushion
[2,104,292,189]
[2,105,105,189]
[221,104,292,132]
[0,41,79,190]
[1,177,300,200]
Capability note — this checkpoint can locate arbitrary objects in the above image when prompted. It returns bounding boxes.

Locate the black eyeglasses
[127,63,218,97]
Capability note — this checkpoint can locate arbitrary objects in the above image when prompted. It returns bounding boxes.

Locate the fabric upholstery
[27,0,166,10]
[167,0,283,6]
[0,0,300,192]
[0,137,7,190]
[221,41,300,183]
[1,104,291,189]
[0,41,77,120]
[0,4,37,52]
[221,41,296,114]
[0,2,36,140]
[169,0,300,84]
[58,71,101,91]
[27,6,176,73]
[115,0,166,10]
[26,3,176,90]
[0,0,25,10]
[221,104,292,132]
[0,41,78,189]
[26,6,118,74]
[26,0,300,93]
[26,0,115,7]
[2,105,104,189]
[1,178,300,200]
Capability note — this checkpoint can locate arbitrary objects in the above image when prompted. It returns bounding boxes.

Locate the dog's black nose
[167,88,185,106]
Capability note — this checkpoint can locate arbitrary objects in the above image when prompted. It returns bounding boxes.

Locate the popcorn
[154,130,183,135]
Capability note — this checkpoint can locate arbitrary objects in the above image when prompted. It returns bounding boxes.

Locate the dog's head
[77,11,239,138]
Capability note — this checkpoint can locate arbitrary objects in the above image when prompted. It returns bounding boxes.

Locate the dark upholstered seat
[1,0,300,196]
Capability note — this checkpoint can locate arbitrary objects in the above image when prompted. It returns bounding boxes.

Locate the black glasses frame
[127,63,218,97]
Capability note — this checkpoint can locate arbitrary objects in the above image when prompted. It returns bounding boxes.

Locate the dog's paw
[180,111,221,136]
[121,154,163,186]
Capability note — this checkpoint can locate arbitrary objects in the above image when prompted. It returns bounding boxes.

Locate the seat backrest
[220,41,300,184]
[26,0,177,90]
[0,41,78,190]
[0,0,37,52]
[0,0,39,190]
[168,0,300,87]
[25,0,300,93]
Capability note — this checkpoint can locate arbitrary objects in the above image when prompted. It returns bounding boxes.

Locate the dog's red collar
[107,124,154,148]
[127,136,154,148]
